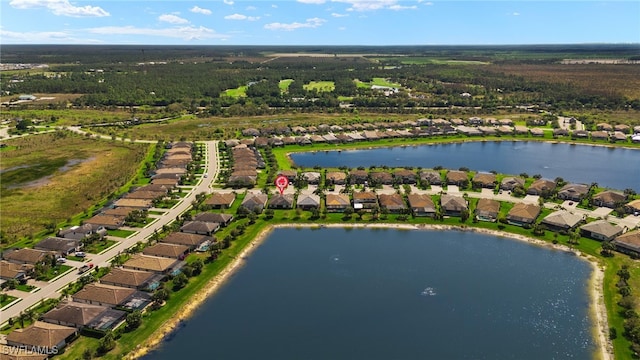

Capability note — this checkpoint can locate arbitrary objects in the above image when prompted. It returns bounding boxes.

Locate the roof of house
[241,193,268,208]
[123,254,179,272]
[124,190,165,200]
[419,170,442,182]
[0,261,33,278]
[378,193,406,209]
[407,193,436,211]
[370,172,393,182]
[580,220,623,239]
[501,177,525,188]
[143,243,189,258]
[58,223,94,237]
[161,232,213,247]
[475,198,500,215]
[446,170,468,183]
[268,194,295,207]
[627,199,640,211]
[592,190,626,204]
[353,191,378,201]
[440,195,467,211]
[100,267,155,288]
[42,302,107,326]
[3,248,48,264]
[297,194,320,207]
[84,214,125,227]
[349,169,368,179]
[180,221,219,234]
[102,207,138,217]
[326,171,347,181]
[614,230,640,251]
[193,212,233,224]
[303,172,321,182]
[507,203,541,222]
[325,193,350,207]
[34,237,80,253]
[113,198,153,208]
[0,349,48,360]
[558,183,589,197]
[72,283,136,306]
[6,321,76,348]
[473,172,496,185]
[205,193,236,206]
[528,178,556,192]
[542,211,583,228]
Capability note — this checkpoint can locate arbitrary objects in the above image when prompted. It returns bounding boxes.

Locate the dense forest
[2,45,639,115]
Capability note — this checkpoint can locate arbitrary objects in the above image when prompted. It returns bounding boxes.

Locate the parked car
[56,257,67,264]
[78,263,94,274]
[75,251,86,258]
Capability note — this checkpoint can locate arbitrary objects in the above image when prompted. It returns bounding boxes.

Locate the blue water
[145,228,596,360]
[290,141,640,191]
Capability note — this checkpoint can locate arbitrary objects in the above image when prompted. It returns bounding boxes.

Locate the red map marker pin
[275,175,289,195]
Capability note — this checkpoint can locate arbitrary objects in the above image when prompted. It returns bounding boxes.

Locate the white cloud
[223,0,234,4]
[333,0,414,12]
[297,0,326,3]
[9,0,109,17]
[272,4,278,8]
[338,26,346,31]
[264,17,326,31]
[246,6,257,10]
[331,12,348,17]
[418,0,433,4]
[512,12,520,16]
[0,28,106,44]
[190,6,212,15]
[159,14,189,24]
[224,13,260,21]
[389,4,416,10]
[88,25,227,41]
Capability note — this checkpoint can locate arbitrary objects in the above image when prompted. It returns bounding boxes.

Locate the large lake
[145,228,596,360]
[290,141,640,191]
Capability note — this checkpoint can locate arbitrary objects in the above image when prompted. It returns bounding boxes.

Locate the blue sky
[1,1,638,45]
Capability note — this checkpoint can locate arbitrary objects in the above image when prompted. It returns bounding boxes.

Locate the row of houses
[82,142,194,230]
[228,166,634,211]
[236,120,640,146]
[226,143,264,188]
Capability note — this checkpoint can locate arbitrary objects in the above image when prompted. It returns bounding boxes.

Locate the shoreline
[128,223,613,360]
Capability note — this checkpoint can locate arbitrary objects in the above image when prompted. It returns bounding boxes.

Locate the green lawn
[0,295,18,308]
[222,86,248,98]
[14,284,36,292]
[279,79,294,93]
[107,229,136,238]
[303,81,335,92]
[83,239,118,254]
[36,264,72,281]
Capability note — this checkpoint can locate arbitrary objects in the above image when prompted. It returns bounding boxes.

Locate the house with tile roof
[475,198,500,222]
[541,211,584,231]
[506,203,541,226]
[579,220,623,242]
[407,194,436,217]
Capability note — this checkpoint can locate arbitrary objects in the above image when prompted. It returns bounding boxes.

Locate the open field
[0,132,149,242]
[0,108,136,126]
[356,77,402,89]
[0,93,83,104]
[279,79,294,93]
[487,64,640,99]
[303,81,335,92]
[222,85,248,98]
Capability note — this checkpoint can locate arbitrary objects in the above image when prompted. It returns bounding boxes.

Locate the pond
[145,227,596,360]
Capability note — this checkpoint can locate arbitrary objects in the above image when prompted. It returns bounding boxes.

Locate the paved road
[0,140,219,324]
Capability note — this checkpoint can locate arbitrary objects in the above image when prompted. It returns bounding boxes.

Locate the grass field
[222,85,248,98]
[0,132,149,243]
[0,108,136,127]
[279,79,294,93]
[356,77,402,89]
[303,81,335,92]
